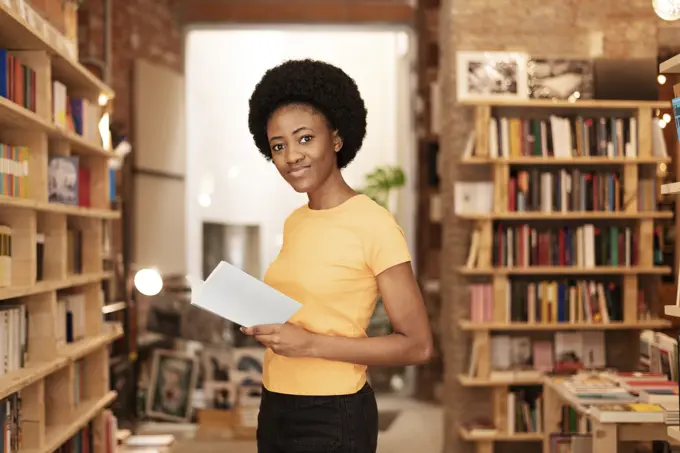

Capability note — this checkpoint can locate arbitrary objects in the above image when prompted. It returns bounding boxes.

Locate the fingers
[254,334,278,345]
[241,324,282,336]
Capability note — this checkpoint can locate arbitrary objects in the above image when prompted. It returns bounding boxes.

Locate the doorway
[185,24,419,396]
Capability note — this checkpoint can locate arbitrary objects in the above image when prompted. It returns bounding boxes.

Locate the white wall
[185,26,416,279]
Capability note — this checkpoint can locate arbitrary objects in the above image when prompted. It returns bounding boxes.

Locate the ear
[332,130,343,153]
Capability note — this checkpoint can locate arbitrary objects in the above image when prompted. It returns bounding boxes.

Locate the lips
[288,166,311,177]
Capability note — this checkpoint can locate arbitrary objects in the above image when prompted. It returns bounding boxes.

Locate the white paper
[188,260,302,327]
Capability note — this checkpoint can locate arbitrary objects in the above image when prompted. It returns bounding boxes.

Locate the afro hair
[248,59,368,169]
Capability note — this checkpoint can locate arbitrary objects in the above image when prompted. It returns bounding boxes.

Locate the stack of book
[555,372,668,423]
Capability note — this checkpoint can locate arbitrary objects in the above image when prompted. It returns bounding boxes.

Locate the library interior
[8,1,680,453]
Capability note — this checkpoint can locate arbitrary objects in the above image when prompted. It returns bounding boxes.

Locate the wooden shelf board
[102,301,127,314]
[0,195,120,219]
[457,211,673,221]
[664,305,680,318]
[459,428,543,442]
[457,266,671,276]
[58,323,124,362]
[661,182,680,196]
[0,97,112,157]
[0,326,121,401]
[460,157,670,165]
[660,54,680,74]
[32,391,117,453]
[458,375,544,386]
[668,426,680,443]
[0,3,114,97]
[0,94,54,132]
[459,320,672,331]
[0,271,114,302]
[458,99,668,109]
[0,358,67,402]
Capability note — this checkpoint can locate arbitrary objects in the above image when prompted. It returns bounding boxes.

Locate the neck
[307,168,356,210]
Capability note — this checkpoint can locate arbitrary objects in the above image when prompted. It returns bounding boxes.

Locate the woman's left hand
[241,323,316,358]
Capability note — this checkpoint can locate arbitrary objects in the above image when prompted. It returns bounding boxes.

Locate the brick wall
[78,0,183,131]
[438,1,677,452]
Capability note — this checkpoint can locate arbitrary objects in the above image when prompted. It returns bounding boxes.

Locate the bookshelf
[455,98,673,451]
[659,52,680,444]
[0,1,123,452]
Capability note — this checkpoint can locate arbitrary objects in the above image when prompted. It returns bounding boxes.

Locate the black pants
[256,383,379,453]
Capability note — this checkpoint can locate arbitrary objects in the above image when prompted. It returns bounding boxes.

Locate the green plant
[360,165,407,337]
[358,165,406,209]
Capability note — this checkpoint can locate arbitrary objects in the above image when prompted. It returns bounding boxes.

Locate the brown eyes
[270,135,313,153]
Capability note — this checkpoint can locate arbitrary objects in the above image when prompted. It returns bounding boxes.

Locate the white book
[189,260,302,328]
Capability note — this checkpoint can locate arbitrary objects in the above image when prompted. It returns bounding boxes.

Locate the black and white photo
[527,58,594,100]
[456,51,529,101]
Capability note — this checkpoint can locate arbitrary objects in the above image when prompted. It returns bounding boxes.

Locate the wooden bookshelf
[0,1,122,452]
[456,99,673,451]
[656,50,680,447]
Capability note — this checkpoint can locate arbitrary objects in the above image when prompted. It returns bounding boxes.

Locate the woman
[243,58,433,453]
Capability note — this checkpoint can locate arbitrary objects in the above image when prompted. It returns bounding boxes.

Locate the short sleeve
[364,210,412,276]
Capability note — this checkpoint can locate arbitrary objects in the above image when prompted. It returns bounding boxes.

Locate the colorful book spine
[0,144,30,198]
[0,225,11,288]
[0,48,37,112]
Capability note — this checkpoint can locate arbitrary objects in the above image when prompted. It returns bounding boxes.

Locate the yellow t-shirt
[262,194,411,395]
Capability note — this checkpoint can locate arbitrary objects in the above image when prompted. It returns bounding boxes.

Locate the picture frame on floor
[204,381,238,410]
[201,347,233,383]
[232,347,266,375]
[456,50,529,101]
[146,349,199,422]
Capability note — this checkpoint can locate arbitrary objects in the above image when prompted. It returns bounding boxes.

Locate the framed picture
[232,347,266,375]
[204,381,237,410]
[146,349,199,422]
[231,370,263,387]
[47,155,79,205]
[527,58,594,100]
[238,381,263,407]
[201,347,233,383]
[456,51,529,101]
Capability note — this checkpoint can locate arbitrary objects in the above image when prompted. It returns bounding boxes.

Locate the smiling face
[266,103,342,193]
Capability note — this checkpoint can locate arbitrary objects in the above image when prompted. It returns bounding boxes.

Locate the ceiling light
[653,0,680,21]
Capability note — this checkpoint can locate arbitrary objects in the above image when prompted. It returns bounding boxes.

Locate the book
[189,260,302,327]
[589,403,664,423]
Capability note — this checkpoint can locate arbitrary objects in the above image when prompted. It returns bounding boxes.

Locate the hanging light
[653,0,680,21]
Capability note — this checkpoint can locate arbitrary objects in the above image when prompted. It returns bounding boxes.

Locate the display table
[542,377,676,453]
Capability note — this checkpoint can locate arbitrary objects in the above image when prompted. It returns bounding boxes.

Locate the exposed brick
[78,0,182,135]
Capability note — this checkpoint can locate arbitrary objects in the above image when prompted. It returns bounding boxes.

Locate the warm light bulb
[663,113,672,122]
[98,94,109,106]
[658,74,668,85]
[134,268,163,296]
[653,0,680,21]
[198,193,211,207]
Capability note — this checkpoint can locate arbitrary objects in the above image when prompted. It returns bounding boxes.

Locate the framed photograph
[238,381,263,407]
[47,156,79,205]
[146,349,199,422]
[232,347,266,375]
[527,58,594,100]
[201,347,233,383]
[231,370,263,387]
[204,381,237,410]
[456,51,529,101]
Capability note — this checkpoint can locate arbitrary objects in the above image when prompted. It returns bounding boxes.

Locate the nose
[284,144,304,164]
